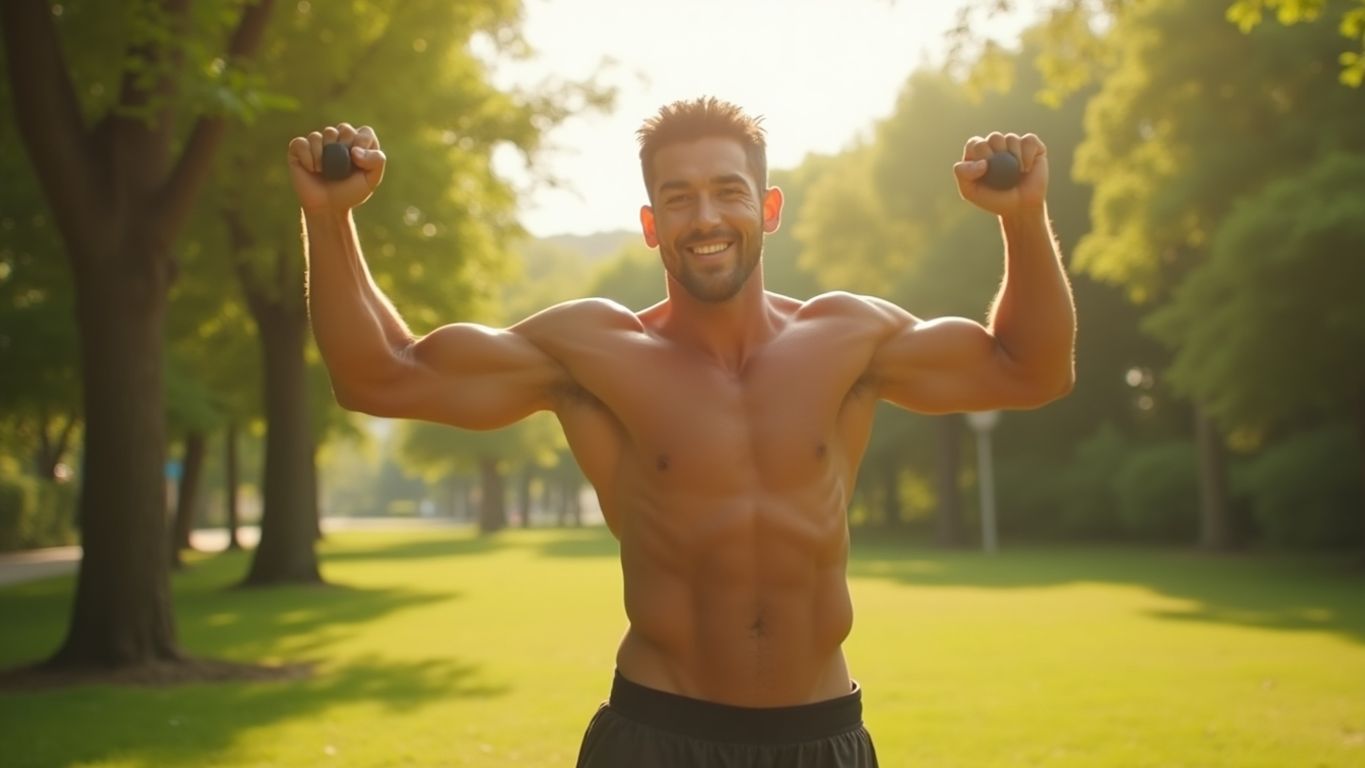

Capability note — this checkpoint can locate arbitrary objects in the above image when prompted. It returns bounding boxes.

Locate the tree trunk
[50,256,181,667]
[934,416,967,548]
[170,431,206,567]
[224,422,242,551]
[478,457,507,535]
[1,0,275,671]
[1355,394,1365,565]
[1194,407,1233,551]
[242,306,320,585]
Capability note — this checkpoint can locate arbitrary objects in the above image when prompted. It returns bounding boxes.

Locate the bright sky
[487,0,1029,238]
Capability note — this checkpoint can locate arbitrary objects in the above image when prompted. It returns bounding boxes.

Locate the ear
[761,186,784,234]
[640,205,659,248]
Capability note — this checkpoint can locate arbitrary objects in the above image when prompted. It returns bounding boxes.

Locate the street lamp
[965,410,1001,554]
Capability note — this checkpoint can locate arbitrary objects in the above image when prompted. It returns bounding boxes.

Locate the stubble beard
[666,235,762,303]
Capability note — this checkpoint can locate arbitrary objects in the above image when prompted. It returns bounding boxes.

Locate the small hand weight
[321,143,352,181]
[983,151,1021,191]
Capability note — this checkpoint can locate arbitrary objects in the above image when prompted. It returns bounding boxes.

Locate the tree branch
[154,0,276,237]
[0,1,100,256]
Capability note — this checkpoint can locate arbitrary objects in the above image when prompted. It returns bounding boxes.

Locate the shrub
[1238,425,1363,549]
[1115,440,1200,542]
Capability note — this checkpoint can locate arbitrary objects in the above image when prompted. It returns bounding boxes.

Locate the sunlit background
[488,0,1027,236]
[1,1,1364,766]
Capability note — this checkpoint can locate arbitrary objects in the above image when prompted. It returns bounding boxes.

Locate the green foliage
[589,241,662,310]
[952,0,1365,96]
[1074,0,1364,303]
[1016,423,1132,538]
[1114,439,1200,540]
[1236,425,1364,548]
[1144,153,1365,432]
[1227,0,1365,85]
[0,460,77,551]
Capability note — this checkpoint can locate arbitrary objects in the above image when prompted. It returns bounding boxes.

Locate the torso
[541,292,887,707]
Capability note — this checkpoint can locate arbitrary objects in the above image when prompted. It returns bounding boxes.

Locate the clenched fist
[952,132,1048,218]
[288,123,386,212]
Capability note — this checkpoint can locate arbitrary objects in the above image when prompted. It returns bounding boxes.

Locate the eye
[719,186,745,199]
[665,193,693,207]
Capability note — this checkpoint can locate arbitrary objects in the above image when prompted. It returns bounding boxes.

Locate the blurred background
[1,0,1363,684]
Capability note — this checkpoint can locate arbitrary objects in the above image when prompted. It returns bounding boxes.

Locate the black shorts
[575,671,879,767]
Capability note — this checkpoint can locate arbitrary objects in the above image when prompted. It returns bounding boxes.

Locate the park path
[0,518,462,587]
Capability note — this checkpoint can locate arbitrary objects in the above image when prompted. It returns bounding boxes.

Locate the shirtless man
[288,97,1075,767]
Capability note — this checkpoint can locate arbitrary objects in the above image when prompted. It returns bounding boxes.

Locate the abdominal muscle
[611,488,856,708]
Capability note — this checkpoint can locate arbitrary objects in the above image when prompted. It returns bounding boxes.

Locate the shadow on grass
[0,548,508,767]
[1,655,507,768]
[848,536,1365,646]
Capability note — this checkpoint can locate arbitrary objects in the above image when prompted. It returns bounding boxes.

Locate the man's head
[638,97,768,200]
[637,97,782,303]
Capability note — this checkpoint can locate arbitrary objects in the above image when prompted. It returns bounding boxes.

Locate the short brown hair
[637,97,768,201]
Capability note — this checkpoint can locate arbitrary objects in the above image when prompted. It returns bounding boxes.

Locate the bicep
[870,314,1045,414]
[347,322,567,430]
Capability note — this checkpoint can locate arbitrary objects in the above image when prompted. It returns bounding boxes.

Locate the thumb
[351,146,386,172]
[953,158,988,184]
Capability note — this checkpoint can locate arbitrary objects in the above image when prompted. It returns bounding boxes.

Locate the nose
[694,194,722,228]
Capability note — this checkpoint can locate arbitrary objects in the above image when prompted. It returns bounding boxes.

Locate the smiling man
[289,96,1075,767]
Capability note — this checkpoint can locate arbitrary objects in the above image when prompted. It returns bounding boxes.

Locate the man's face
[641,137,780,303]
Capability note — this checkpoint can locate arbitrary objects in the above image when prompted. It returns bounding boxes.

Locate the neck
[660,265,775,372]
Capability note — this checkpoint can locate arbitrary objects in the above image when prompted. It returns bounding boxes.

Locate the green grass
[2,527,1363,767]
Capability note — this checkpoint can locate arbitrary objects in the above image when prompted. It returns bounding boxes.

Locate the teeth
[691,242,729,255]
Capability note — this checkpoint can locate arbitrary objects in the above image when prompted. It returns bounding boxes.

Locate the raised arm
[289,123,568,430]
[866,132,1076,414]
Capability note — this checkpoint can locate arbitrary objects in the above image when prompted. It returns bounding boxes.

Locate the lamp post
[965,410,1001,554]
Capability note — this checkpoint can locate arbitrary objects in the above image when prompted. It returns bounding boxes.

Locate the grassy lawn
[1,526,1363,767]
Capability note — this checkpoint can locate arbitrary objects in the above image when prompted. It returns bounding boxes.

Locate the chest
[579,330,876,492]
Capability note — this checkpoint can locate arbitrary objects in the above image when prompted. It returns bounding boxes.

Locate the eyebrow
[657,174,752,195]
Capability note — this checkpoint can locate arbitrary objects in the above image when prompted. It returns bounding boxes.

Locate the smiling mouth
[687,241,733,256]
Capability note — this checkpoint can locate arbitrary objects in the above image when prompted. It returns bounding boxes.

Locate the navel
[657,454,671,472]
[815,443,828,460]
[748,610,767,639]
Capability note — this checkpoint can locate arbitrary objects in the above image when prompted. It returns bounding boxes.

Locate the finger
[306,131,324,173]
[1019,133,1044,174]
[355,125,380,151]
[336,122,357,145]
[985,131,1007,154]
[953,158,989,186]
[287,136,312,171]
[963,136,990,162]
[352,146,387,186]
[1005,133,1023,164]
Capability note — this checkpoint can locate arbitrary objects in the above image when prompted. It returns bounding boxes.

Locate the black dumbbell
[322,142,352,181]
[983,151,1021,190]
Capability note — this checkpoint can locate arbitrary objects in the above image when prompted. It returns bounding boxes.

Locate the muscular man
[288,97,1075,767]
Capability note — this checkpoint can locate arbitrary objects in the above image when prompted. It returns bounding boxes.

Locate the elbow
[332,380,393,417]
[1035,369,1075,406]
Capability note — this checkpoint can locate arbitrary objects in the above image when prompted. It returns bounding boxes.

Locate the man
[288,96,1075,767]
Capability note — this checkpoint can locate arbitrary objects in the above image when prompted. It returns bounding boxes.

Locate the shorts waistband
[607,670,863,745]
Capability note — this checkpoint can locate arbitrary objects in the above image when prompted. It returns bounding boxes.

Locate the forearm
[987,204,1076,389]
[303,208,413,392]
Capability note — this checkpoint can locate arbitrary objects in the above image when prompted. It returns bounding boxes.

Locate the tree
[1144,153,1365,557]
[1069,0,1365,548]
[950,0,1365,101]
[0,0,276,673]
[178,0,609,584]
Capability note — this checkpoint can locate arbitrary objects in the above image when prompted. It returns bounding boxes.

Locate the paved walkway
[0,518,464,587]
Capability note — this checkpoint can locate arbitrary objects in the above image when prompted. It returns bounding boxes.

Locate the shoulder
[796,291,918,335]
[516,297,645,338]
